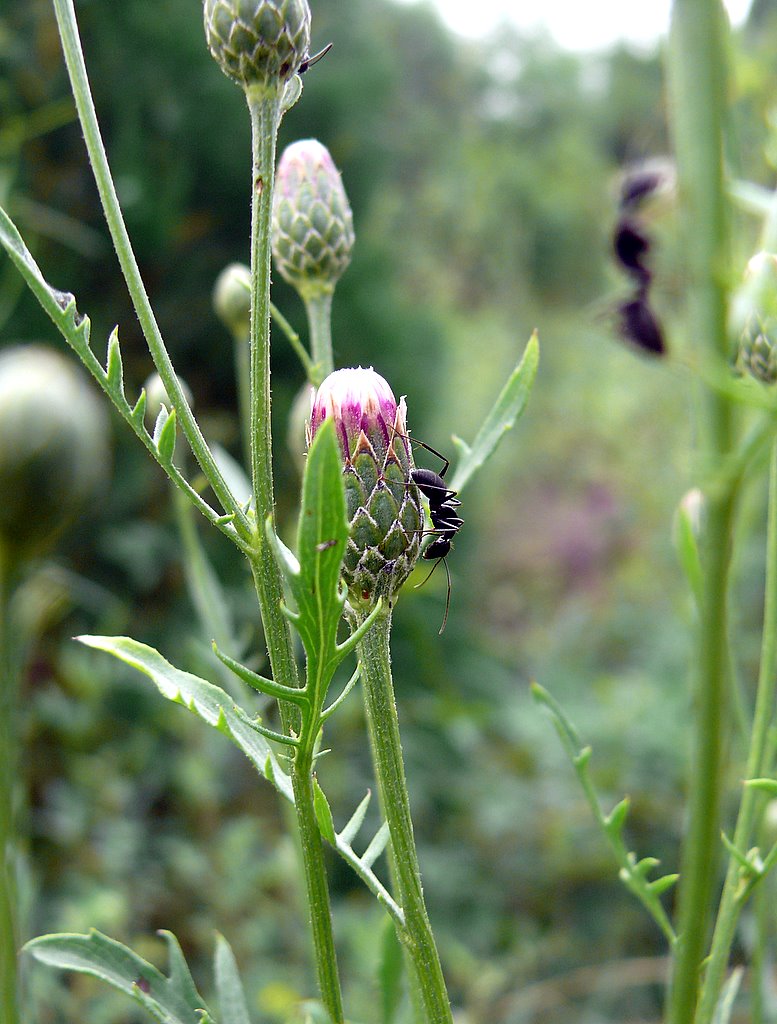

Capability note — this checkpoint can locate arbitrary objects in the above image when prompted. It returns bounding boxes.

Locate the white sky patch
[394,0,753,52]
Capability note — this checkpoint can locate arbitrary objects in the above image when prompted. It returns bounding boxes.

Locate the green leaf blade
[214,934,251,1024]
[450,331,539,493]
[24,930,209,1024]
[77,635,293,802]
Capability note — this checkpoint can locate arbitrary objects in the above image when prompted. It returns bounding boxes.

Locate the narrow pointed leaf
[712,967,743,1024]
[106,328,124,395]
[746,777,777,796]
[674,499,703,606]
[159,932,201,1010]
[157,409,178,467]
[604,797,630,836]
[214,934,251,1024]
[313,778,336,844]
[649,873,679,895]
[131,389,148,428]
[339,791,372,847]
[24,929,210,1024]
[362,821,391,868]
[450,331,539,492]
[77,635,293,802]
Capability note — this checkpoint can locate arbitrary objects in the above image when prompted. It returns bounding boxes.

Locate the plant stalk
[695,440,777,1022]
[51,0,247,535]
[356,607,453,1024]
[305,291,334,385]
[245,88,344,1022]
[666,0,734,1020]
[0,546,19,1024]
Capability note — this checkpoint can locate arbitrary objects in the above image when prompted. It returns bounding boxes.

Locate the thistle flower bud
[272,139,355,300]
[308,367,422,607]
[737,314,777,384]
[213,262,251,336]
[0,345,109,560]
[203,0,311,91]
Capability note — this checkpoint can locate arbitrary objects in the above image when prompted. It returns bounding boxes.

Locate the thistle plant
[0,2,538,1023]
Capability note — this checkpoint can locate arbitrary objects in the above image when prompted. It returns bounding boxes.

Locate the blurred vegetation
[2,0,777,1021]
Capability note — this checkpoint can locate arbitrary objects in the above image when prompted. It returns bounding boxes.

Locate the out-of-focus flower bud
[308,367,422,608]
[213,262,251,336]
[0,345,109,560]
[143,372,194,462]
[272,139,354,301]
[287,382,315,478]
[203,0,311,91]
[731,252,777,370]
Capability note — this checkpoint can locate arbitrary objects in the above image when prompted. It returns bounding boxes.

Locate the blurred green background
[3,0,777,1021]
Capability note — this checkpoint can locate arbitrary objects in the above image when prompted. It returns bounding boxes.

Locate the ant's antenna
[299,42,333,74]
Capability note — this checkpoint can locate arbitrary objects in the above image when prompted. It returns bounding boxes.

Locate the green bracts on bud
[213,262,251,335]
[203,0,311,91]
[309,368,422,608]
[273,140,355,300]
[733,254,777,384]
[0,346,109,560]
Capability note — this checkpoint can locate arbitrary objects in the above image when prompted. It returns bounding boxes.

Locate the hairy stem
[51,0,247,535]
[696,440,777,1022]
[0,546,19,1024]
[356,607,453,1024]
[292,744,345,1024]
[305,291,334,385]
[245,87,344,1020]
[666,0,734,1020]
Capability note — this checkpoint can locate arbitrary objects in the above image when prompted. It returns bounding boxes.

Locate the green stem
[245,88,344,1022]
[356,607,453,1024]
[292,746,345,1024]
[305,291,334,384]
[695,440,777,1023]
[0,546,19,1024]
[51,0,247,536]
[666,0,734,1020]
[270,302,316,383]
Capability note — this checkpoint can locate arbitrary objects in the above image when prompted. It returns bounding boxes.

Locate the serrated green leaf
[77,635,293,802]
[159,932,201,1011]
[378,918,404,1024]
[157,408,178,466]
[450,331,538,493]
[214,934,251,1024]
[313,778,336,844]
[106,328,124,395]
[24,929,211,1024]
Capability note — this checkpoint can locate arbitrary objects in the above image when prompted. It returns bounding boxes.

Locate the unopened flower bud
[272,139,354,301]
[213,263,251,336]
[737,314,777,384]
[0,345,109,560]
[308,367,422,607]
[203,0,311,91]
[731,254,777,379]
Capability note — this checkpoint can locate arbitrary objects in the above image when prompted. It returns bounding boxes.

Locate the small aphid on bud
[308,367,422,609]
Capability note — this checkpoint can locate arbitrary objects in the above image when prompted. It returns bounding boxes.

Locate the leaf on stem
[24,929,211,1024]
[77,634,293,802]
[214,934,251,1024]
[313,778,337,844]
[450,331,539,494]
[266,418,353,713]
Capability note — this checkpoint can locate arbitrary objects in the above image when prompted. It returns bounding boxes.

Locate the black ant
[392,428,463,634]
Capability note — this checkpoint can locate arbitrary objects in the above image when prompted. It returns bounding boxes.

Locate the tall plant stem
[695,440,777,1023]
[356,607,453,1024]
[0,547,19,1024]
[666,0,734,1020]
[305,291,334,384]
[245,89,344,1023]
[51,0,247,535]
